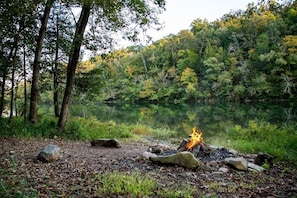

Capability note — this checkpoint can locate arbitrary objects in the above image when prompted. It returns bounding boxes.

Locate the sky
[86,0,259,58]
[140,0,258,44]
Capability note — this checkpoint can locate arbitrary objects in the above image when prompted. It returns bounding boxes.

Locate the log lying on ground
[90,139,121,148]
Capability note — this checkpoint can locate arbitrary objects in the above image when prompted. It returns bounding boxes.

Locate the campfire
[176,127,212,159]
[151,127,235,162]
[146,127,271,172]
[185,127,204,151]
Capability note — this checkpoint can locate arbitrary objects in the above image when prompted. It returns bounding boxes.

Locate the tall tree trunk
[29,0,54,123]
[54,9,60,117]
[2,33,19,120]
[8,63,15,124]
[58,5,91,129]
[54,53,60,117]
[14,84,18,117]
[23,46,27,122]
[8,37,19,124]
[0,68,7,117]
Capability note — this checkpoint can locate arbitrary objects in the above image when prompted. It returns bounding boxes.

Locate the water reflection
[71,102,297,138]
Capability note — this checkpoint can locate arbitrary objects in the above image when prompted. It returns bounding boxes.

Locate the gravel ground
[1,137,296,197]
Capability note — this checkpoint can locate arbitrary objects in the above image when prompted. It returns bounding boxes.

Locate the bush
[0,116,135,140]
[226,120,297,162]
[63,116,135,140]
[0,116,58,138]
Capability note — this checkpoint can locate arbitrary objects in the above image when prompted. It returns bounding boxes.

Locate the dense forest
[0,0,297,128]
[75,0,297,104]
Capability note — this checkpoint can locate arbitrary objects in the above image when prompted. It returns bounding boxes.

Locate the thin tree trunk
[54,53,60,117]
[0,42,16,118]
[14,85,18,117]
[9,63,15,124]
[58,5,91,129]
[140,53,148,76]
[29,0,54,123]
[0,68,7,117]
[54,9,60,117]
[9,38,19,124]
[23,46,27,122]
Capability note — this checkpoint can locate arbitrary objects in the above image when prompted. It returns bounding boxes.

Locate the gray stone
[219,167,229,173]
[90,139,121,148]
[224,157,248,171]
[150,151,203,169]
[248,162,266,172]
[139,151,157,160]
[147,144,171,154]
[228,148,238,155]
[38,144,60,162]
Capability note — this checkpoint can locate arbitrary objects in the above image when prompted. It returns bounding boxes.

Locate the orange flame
[185,127,204,150]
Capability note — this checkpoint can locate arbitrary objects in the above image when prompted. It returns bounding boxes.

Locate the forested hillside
[76,0,297,104]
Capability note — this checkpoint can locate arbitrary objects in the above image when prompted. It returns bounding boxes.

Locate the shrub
[226,120,297,162]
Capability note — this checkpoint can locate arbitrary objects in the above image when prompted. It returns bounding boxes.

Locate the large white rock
[150,151,203,170]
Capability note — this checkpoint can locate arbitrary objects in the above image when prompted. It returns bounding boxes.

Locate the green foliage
[156,184,196,198]
[0,116,135,140]
[95,171,155,197]
[0,116,58,138]
[94,171,196,198]
[261,161,270,170]
[62,116,135,140]
[226,120,297,162]
[73,1,297,103]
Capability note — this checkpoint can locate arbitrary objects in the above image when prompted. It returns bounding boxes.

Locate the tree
[44,0,74,117]
[0,0,37,120]
[180,67,198,101]
[29,0,54,123]
[57,0,165,129]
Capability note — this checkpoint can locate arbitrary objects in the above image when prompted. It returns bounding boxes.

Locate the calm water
[69,102,297,139]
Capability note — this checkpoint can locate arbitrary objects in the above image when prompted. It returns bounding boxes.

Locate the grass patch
[64,116,135,140]
[225,120,297,163]
[0,116,180,142]
[0,116,136,140]
[95,171,155,197]
[94,171,195,198]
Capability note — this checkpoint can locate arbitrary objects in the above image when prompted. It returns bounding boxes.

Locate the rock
[139,151,157,160]
[147,144,171,154]
[38,144,60,162]
[150,151,204,170]
[207,160,219,168]
[208,145,220,150]
[90,139,121,148]
[224,157,248,171]
[219,167,229,173]
[248,162,266,172]
[228,148,238,155]
[255,152,274,166]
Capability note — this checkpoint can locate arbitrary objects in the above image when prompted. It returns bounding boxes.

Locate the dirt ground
[0,137,297,197]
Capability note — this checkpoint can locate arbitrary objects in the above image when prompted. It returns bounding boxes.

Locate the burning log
[177,127,208,155]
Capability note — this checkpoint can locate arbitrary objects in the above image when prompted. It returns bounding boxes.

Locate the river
[70,101,297,139]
